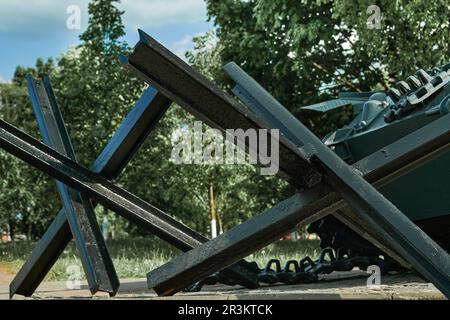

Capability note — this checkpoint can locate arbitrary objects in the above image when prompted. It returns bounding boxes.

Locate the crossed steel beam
[121,30,450,297]
[9,84,172,297]
[26,76,119,295]
[8,79,258,298]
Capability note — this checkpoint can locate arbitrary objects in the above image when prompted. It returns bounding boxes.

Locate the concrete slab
[0,270,445,300]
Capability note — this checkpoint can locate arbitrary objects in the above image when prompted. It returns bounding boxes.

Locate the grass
[0,237,320,281]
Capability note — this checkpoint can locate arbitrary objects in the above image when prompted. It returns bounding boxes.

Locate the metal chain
[184,247,407,292]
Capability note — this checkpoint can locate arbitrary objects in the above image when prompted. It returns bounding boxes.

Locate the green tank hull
[311,64,450,251]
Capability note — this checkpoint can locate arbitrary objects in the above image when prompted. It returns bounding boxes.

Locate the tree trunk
[27,223,32,241]
[8,219,15,243]
[209,181,218,238]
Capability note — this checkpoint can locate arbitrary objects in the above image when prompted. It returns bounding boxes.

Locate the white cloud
[0,0,207,38]
[0,0,87,37]
[119,0,207,29]
[172,34,197,60]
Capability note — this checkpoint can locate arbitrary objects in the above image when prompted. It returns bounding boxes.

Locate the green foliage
[1,0,447,241]
[0,82,59,239]
[205,0,355,137]
[186,31,226,87]
[0,0,143,239]
[117,104,292,235]
[333,0,450,75]
[203,0,449,136]
[53,0,144,167]
[51,0,148,235]
[12,57,56,87]
[0,238,320,280]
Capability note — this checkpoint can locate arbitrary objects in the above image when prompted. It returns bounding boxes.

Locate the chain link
[184,247,407,292]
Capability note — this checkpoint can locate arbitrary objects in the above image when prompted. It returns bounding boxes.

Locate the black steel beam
[146,113,450,296]
[0,116,258,295]
[121,32,450,297]
[0,118,205,247]
[10,86,172,298]
[26,76,119,295]
[120,30,318,190]
[226,65,406,264]
[90,87,172,180]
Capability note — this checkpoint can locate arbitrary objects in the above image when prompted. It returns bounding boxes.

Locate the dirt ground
[0,266,14,286]
[0,270,445,300]
[0,272,13,287]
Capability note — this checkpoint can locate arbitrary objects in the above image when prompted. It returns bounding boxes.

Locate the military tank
[306,63,450,260]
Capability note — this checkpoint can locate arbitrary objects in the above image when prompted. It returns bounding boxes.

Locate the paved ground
[0,270,445,300]
[0,272,13,289]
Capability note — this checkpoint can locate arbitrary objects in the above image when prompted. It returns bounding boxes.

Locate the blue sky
[0,0,213,82]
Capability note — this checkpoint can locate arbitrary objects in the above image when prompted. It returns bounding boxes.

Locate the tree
[0,80,59,240]
[54,0,145,167]
[50,0,148,237]
[5,0,444,241]
[185,26,301,235]
[12,58,56,87]
[183,0,450,236]
[0,0,143,239]
[203,0,450,137]
[334,0,450,76]
[204,0,353,137]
